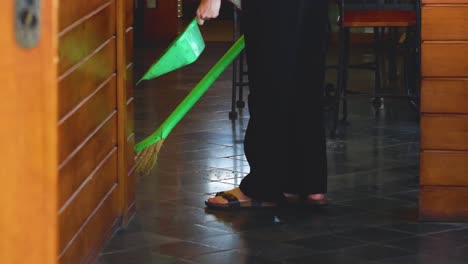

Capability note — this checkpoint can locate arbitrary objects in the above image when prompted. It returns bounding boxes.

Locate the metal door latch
[15,0,41,48]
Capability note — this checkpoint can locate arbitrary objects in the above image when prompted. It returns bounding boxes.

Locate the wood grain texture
[127,63,134,99]
[421,114,468,150]
[422,43,468,78]
[58,186,119,263]
[422,6,468,41]
[59,0,110,31]
[116,0,132,225]
[422,0,468,3]
[0,0,58,262]
[126,27,134,67]
[421,79,468,114]
[58,38,116,118]
[143,0,178,42]
[126,133,136,174]
[420,186,468,222]
[126,0,134,28]
[59,149,118,253]
[58,2,116,74]
[421,151,468,186]
[59,114,117,207]
[58,76,117,163]
[126,98,135,138]
[343,10,416,27]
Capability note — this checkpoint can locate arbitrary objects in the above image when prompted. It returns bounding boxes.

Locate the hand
[196,0,221,25]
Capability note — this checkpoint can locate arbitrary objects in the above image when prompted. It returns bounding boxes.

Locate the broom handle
[134,35,246,152]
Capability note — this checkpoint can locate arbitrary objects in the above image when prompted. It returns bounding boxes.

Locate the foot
[207,187,251,205]
[308,193,325,201]
[284,193,329,205]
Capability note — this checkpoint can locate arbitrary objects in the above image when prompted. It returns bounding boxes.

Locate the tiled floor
[97,25,468,263]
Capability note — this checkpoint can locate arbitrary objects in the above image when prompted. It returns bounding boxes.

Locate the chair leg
[372,27,383,109]
[237,51,246,108]
[387,27,398,81]
[341,28,351,122]
[331,26,348,137]
[230,55,239,120]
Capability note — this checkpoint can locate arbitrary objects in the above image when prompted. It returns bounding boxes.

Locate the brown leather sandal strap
[217,192,239,203]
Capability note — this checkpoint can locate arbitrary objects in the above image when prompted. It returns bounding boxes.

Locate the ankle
[308,194,325,200]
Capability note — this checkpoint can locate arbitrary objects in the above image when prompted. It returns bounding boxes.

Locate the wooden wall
[420,0,468,222]
[142,0,178,43]
[0,0,58,262]
[57,0,134,262]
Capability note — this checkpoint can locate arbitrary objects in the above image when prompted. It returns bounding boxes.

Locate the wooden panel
[126,63,134,99]
[126,99,135,137]
[420,186,468,222]
[422,0,468,3]
[59,114,117,207]
[421,79,468,114]
[58,38,116,118]
[421,151,468,186]
[126,133,136,173]
[58,3,116,75]
[58,76,117,163]
[0,0,58,262]
[127,169,137,211]
[58,186,119,263]
[422,6,468,41]
[59,149,117,253]
[421,115,468,150]
[126,0,134,28]
[143,0,178,42]
[422,43,468,77]
[59,0,110,31]
[126,28,134,67]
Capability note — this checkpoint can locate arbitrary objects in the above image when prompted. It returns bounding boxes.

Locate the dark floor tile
[338,197,418,219]
[188,233,260,250]
[101,231,181,254]
[382,235,463,256]
[236,242,312,262]
[145,222,232,241]
[425,228,468,247]
[282,251,371,264]
[380,222,461,235]
[338,244,413,262]
[97,247,197,264]
[190,249,279,264]
[374,253,467,264]
[333,226,414,243]
[286,234,366,252]
[153,241,224,258]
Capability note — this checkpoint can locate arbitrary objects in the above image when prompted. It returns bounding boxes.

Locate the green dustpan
[137,18,205,84]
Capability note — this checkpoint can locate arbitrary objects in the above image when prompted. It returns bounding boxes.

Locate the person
[197,0,330,209]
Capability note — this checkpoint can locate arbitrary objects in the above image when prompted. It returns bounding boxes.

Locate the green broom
[135,35,246,176]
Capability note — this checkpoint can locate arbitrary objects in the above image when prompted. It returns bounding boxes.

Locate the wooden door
[420,0,468,222]
[0,0,58,263]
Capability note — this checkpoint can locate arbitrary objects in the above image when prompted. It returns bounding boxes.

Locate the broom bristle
[135,140,165,176]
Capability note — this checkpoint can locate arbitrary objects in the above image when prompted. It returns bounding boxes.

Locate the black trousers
[239,0,329,203]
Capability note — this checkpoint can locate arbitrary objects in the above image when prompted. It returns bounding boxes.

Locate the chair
[329,0,421,136]
[229,5,248,120]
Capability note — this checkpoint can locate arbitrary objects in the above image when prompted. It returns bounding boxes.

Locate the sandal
[205,192,277,210]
